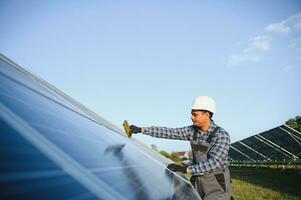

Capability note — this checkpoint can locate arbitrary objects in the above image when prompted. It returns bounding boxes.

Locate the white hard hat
[191,96,216,114]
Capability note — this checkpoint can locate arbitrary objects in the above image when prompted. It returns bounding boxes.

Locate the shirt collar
[207,120,217,133]
[195,120,216,135]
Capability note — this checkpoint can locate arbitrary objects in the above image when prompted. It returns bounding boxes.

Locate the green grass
[232,178,298,200]
[230,168,301,200]
[185,168,301,199]
[230,164,301,170]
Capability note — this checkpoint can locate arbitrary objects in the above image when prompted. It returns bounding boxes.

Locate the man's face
[191,110,208,127]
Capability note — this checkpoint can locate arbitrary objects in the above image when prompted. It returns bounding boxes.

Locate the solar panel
[241,136,287,161]
[260,126,301,157]
[0,118,99,200]
[0,56,89,119]
[0,54,201,200]
[229,124,301,163]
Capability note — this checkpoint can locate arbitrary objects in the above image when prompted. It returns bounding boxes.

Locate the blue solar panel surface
[0,55,201,200]
[229,126,301,162]
[0,118,99,200]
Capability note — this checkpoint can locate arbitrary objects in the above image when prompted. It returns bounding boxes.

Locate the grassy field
[230,167,301,200]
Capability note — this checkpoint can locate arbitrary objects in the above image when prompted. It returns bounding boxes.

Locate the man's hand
[167,163,187,173]
[123,121,142,138]
[129,125,142,134]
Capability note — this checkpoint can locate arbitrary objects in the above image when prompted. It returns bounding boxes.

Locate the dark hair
[201,110,213,119]
[208,111,213,119]
[192,109,213,119]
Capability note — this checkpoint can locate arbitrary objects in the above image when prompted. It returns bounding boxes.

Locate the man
[127,96,231,200]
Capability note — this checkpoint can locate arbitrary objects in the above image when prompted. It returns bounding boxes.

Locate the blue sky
[1,0,301,152]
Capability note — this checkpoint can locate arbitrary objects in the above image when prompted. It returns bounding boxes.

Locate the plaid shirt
[142,121,230,175]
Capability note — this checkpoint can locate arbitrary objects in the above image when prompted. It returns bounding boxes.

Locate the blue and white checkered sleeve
[142,126,194,140]
[188,129,230,175]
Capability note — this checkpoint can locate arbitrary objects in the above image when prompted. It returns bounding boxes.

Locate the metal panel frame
[230,124,301,163]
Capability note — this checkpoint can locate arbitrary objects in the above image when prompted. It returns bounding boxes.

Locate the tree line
[286,116,301,132]
[150,144,182,163]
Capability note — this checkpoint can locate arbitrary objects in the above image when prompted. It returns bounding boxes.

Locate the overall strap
[192,126,198,141]
[206,126,220,144]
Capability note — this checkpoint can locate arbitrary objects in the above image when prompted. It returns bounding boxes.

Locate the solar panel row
[229,124,301,164]
[0,54,201,200]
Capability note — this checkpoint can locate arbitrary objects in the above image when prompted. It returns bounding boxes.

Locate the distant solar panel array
[229,124,301,164]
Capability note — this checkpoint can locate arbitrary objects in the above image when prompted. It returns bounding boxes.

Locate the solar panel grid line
[230,146,255,161]
[253,135,292,160]
[131,138,167,158]
[282,126,301,142]
[262,147,286,162]
[238,141,270,160]
[1,173,80,198]
[229,148,247,161]
[256,134,298,159]
[0,54,188,184]
[0,72,99,129]
[0,169,66,182]
[230,135,277,162]
[279,127,301,145]
[234,143,259,160]
[128,165,163,199]
[31,75,123,135]
[0,103,123,200]
[91,165,157,193]
[261,131,301,159]
[0,53,123,136]
[266,152,280,161]
[88,163,153,173]
[0,69,128,155]
[0,88,85,139]
[29,122,107,147]
[82,117,192,186]
[0,54,87,110]
[0,90,114,152]
[1,54,203,200]
[288,153,301,165]
[1,67,190,184]
[171,175,175,198]
[105,162,161,200]
[172,175,195,199]
[283,124,301,135]
[130,137,174,164]
[242,138,276,159]
[0,54,88,118]
[88,118,192,185]
[111,139,191,184]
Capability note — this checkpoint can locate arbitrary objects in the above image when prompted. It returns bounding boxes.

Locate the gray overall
[190,127,231,200]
